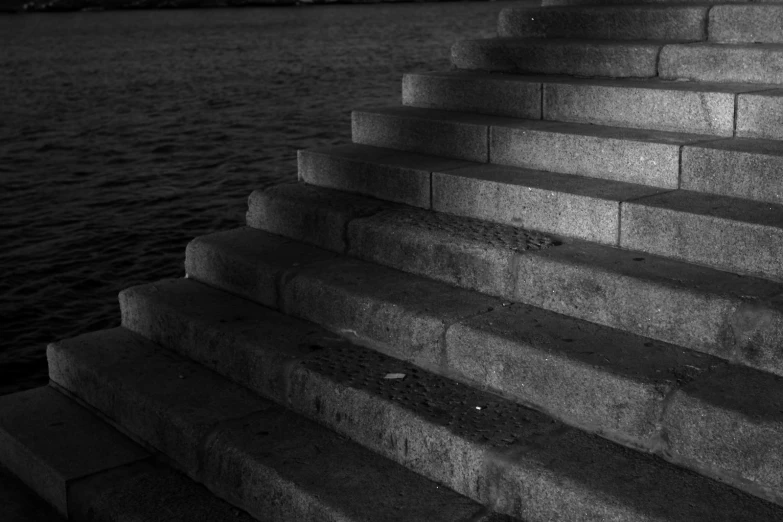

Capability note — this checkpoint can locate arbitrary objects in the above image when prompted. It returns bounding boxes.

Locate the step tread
[118,274,783,521]
[47,327,502,522]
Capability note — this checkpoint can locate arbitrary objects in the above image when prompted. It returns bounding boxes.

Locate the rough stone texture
[681,138,783,204]
[544,0,750,4]
[0,387,149,517]
[452,38,661,78]
[46,328,270,478]
[498,6,707,41]
[710,5,783,44]
[402,71,543,119]
[660,43,783,84]
[68,460,258,522]
[490,119,701,188]
[663,365,783,505]
[620,190,783,281]
[544,78,744,136]
[1,463,66,522]
[432,164,665,244]
[737,89,783,140]
[352,106,500,162]
[246,182,393,253]
[115,278,783,521]
[280,256,499,371]
[184,227,336,308]
[298,144,471,208]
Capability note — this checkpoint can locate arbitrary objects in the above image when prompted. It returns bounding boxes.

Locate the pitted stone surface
[710,5,783,44]
[737,89,783,140]
[660,43,783,84]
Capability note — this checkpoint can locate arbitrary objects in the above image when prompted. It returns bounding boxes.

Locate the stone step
[47,327,500,522]
[451,38,664,78]
[0,386,254,522]
[543,0,749,6]
[402,71,772,137]
[177,228,783,504]
[497,6,708,41]
[246,183,783,378]
[620,189,783,281]
[710,5,783,44]
[736,89,783,140]
[119,275,783,520]
[660,43,783,84]
[352,106,714,188]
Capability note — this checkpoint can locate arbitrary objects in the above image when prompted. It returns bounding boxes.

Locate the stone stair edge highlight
[177,224,783,507]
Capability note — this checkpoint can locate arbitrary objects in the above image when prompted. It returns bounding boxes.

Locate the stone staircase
[4,2,783,520]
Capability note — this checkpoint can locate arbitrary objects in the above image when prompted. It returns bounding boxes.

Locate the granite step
[402,71,773,137]
[660,43,783,83]
[710,5,783,44]
[0,386,255,522]
[247,183,783,378]
[47,327,504,522]
[178,227,783,504]
[120,275,783,520]
[352,106,715,188]
[735,89,783,140]
[543,0,749,6]
[497,5,708,41]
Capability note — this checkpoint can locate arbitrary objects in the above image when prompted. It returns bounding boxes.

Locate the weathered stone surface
[432,164,665,244]
[352,106,504,162]
[452,38,661,78]
[681,138,783,204]
[620,190,783,281]
[544,78,745,136]
[0,387,148,517]
[498,6,707,41]
[402,71,542,119]
[490,119,702,188]
[710,5,783,44]
[298,144,471,208]
[544,0,749,4]
[737,89,783,140]
[660,43,783,83]
[1,463,65,522]
[246,182,393,253]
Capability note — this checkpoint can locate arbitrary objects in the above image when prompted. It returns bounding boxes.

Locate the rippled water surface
[0,2,519,394]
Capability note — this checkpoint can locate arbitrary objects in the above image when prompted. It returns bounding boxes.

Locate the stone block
[432,164,665,244]
[620,190,783,281]
[681,138,783,204]
[0,387,148,517]
[544,78,739,136]
[737,89,783,140]
[490,120,696,188]
[352,107,495,162]
[660,43,783,84]
[498,6,707,41]
[402,71,542,119]
[710,5,783,44]
[452,38,661,78]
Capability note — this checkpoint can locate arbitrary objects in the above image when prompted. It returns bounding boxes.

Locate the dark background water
[0,2,527,395]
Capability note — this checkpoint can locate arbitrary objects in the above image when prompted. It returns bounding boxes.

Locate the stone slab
[298,143,472,208]
[402,71,543,119]
[544,0,750,4]
[620,190,783,281]
[452,38,661,78]
[737,89,783,140]
[710,5,783,44]
[490,119,705,188]
[0,387,149,517]
[432,164,665,244]
[681,138,783,204]
[660,43,783,83]
[498,6,707,41]
[0,463,65,522]
[352,106,501,162]
[246,182,394,253]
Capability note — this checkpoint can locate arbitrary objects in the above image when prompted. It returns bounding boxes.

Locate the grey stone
[402,71,542,119]
[298,143,471,208]
[498,6,707,41]
[0,387,148,517]
[0,463,65,522]
[620,190,783,281]
[737,89,783,140]
[710,5,783,44]
[681,138,783,204]
[452,38,661,78]
[432,164,665,244]
[660,43,783,83]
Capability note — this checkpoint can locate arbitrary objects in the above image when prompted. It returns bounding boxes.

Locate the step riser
[737,91,783,140]
[661,45,783,84]
[498,6,707,41]
[542,0,750,6]
[710,6,783,44]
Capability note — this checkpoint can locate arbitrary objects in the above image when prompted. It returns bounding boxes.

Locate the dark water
[0,2,522,395]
